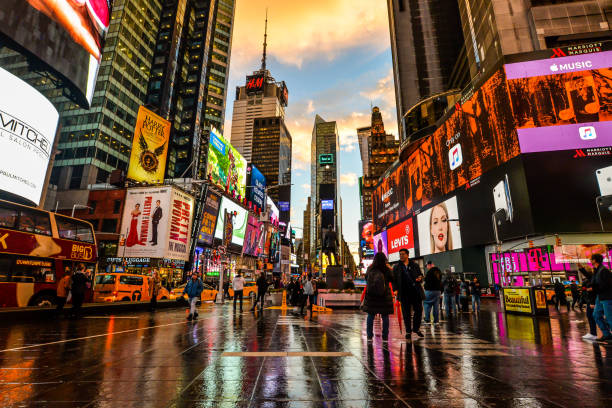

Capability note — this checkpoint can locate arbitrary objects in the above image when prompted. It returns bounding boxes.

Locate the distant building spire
[261,9,268,70]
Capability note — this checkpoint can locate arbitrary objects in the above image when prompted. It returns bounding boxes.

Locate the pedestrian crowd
[55,263,92,319]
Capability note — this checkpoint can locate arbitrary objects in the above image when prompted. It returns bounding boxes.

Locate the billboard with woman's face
[416,196,462,256]
[0,0,112,106]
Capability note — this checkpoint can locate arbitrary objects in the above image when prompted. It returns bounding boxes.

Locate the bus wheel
[32,294,55,307]
[132,291,142,301]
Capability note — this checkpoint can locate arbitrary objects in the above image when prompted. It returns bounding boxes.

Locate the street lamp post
[72,204,92,217]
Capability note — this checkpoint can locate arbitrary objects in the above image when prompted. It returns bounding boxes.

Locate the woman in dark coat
[363,252,395,342]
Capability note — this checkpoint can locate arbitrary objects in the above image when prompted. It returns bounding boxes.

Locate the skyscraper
[387,0,467,140]
[146,0,235,179]
[310,115,341,263]
[230,17,289,164]
[357,126,371,178]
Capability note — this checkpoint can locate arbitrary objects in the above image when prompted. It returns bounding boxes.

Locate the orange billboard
[127,106,170,183]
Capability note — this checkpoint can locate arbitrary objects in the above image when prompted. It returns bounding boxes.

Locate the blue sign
[248,164,266,210]
[210,130,226,155]
[321,200,334,210]
[279,201,290,212]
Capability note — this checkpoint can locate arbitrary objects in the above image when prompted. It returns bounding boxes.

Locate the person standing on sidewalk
[300,274,316,318]
[579,267,598,341]
[363,252,394,342]
[470,277,482,312]
[554,281,570,313]
[233,272,246,312]
[70,264,90,319]
[423,261,442,324]
[223,279,230,301]
[592,253,612,342]
[442,271,457,317]
[459,278,470,312]
[393,248,424,340]
[183,272,203,321]
[251,273,269,311]
[570,281,580,311]
[149,270,161,311]
[56,268,72,317]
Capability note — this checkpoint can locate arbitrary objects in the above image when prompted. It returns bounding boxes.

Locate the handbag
[66,291,72,303]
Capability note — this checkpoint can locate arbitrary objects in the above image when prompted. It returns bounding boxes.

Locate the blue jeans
[586,303,597,336]
[594,296,612,337]
[444,293,456,314]
[366,313,389,339]
[472,295,481,311]
[424,290,441,323]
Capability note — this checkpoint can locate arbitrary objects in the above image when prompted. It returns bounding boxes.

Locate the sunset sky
[224,0,397,243]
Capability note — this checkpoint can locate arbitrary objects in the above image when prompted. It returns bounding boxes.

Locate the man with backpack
[393,248,424,340]
[251,272,269,311]
[363,252,394,342]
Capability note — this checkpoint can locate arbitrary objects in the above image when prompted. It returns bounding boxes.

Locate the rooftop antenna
[261,9,268,71]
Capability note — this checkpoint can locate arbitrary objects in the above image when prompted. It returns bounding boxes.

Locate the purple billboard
[373,230,388,257]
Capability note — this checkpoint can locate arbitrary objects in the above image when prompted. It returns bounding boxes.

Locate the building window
[89,201,96,214]
[113,200,122,214]
[69,165,84,189]
[101,219,118,233]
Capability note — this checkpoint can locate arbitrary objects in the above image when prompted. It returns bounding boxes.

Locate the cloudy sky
[224,0,397,243]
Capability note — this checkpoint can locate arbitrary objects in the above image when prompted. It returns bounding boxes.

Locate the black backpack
[367,269,387,297]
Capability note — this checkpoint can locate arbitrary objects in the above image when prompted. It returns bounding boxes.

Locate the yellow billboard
[127,106,170,183]
[503,288,532,314]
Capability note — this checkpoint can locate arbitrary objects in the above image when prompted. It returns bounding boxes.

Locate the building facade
[146,0,235,179]
[303,196,311,269]
[357,126,371,178]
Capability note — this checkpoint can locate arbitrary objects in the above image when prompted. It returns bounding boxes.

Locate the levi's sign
[386,218,414,255]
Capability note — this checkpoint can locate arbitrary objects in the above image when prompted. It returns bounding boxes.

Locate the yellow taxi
[169,282,218,302]
[93,273,171,302]
[228,281,258,301]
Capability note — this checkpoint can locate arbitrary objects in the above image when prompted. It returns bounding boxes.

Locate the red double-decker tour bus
[0,199,97,307]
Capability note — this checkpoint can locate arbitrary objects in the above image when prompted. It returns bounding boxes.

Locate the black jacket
[152,207,163,223]
[71,271,90,295]
[393,261,423,301]
[593,264,612,301]
[424,267,442,291]
[363,266,394,315]
[256,276,268,294]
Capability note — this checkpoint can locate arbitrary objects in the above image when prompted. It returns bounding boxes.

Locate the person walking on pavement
[591,253,612,342]
[233,272,246,312]
[470,277,482,312]
[251,273,269,311]
[149,270,161,311]
[393,248,424,340]
[363,252,394,342]
[579,267,598,341]
[423,261,442,324]
[183,272,203,321]
[70,263,90,319]
[442,271,457,317]
[56,268,72,317]
[459,278,471,312]
[300,274,316,318]
[554,280,570,313]
[223,279,230,301]
[570,281,580,311]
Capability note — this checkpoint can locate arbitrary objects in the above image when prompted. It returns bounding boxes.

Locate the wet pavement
[0,299,610,407]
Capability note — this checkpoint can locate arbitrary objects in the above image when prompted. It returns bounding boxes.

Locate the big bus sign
[0,228,96,261]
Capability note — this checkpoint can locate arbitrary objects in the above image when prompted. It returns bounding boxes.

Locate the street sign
[319,154,334,165]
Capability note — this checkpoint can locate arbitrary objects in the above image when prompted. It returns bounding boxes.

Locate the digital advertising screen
[321,200,334,210]
[0,67,59,206]
[247,164,266,211]
[197,189,221,246]
[267,196,279,226]
[207,128,247,197]
[127,106,170,184]
[505,51,612,154]
[387,217,415,262]
[214,197,248,247]
[373,230,388,257]
[416,196,462,256]
[279,201,290,212]
[359,220,375,259]
[0,0,112,107]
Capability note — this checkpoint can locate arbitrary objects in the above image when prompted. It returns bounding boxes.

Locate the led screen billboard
[359,220,375,259]
[207,128,247,197]
[387,217,415,261]
[197,189,221,246]
[416,196,461,256]
[243,215,265,256]
[321,200,334,210]
[127,106,170,184]
[505,51,612,154]
[0,0,111,106]
[372,68,519,231]
[247,164,266,211]
[214,197,248,247]
[0,67,59,205]
[267,196,279,226]
[373,230,388,257]
[120,186,194,261]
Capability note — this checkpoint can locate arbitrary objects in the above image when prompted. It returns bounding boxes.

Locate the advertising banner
[387,217,415,261]
[243,215,265,257]
[197,189,221,246]
[214,197,248,247]
[359,220,375,259]
[0,0,112,106]
[127,106,170,183]
[207,129,247,197]
[503,288,532,314]
[416,196,461,256]
[0,68,59,205]
[506,52,612,154]
[373,230,388,256]
[223,211,233,248]
[120,186,194,261]
[267,197,279,226]
[553,244,611,264]
[247,164,266,211]
[0,227,96,262]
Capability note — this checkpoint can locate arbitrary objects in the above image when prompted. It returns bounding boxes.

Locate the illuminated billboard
[0,67,59,205]
[197,189,221,246]
[321,200,334,210]
[243,215,265,257]
[0,0,112,106]
[214,197,248,247]
[373,230,388,257]
[120,186,194,261]
[206,128,247,197]
[247,164,266,211]
[387,217,415,261]
[416,196,461,256]
[505,51,612,153]
[127,106,170,184]
[246,74,265,94]
[359,220,374,259]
